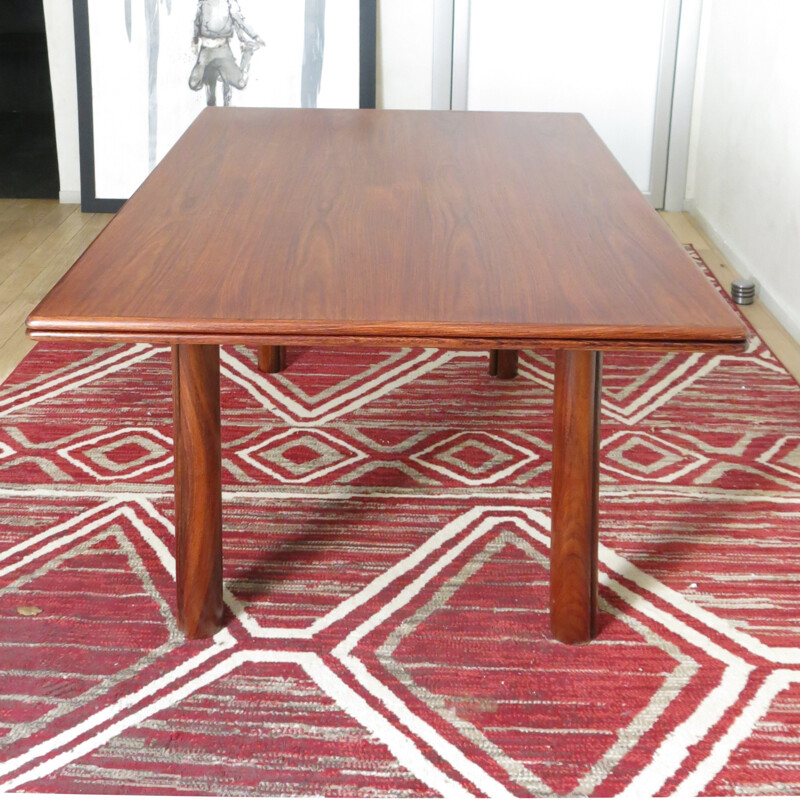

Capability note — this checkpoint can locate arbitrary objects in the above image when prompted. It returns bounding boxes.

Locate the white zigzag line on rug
[225,506,490,640]
[0,649,475,797]
[520,349,784,426]
[0,344,168,418]
[758,435,800,480]
[221,347,458,425]
[334,514,548,797]
[225,346,441,410]
[519,352,704,423]
[672,668,800,797]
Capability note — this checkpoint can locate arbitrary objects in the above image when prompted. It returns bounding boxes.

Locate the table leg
[172,344,223,638]
[488,349,519,379]
[550,350,602,644]
[257,345,286,373]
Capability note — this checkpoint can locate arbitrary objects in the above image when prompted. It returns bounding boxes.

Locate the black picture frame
[74,0,377,213]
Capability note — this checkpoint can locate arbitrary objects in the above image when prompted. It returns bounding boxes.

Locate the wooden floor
[1,199,798,385]
[0,199,114,383]
[661,211,800,383]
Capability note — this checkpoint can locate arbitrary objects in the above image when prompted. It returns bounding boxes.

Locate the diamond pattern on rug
[237,428,367,484]
[1,249,800,795]
[58,427,173,481]
[410,431,541,486]
[601,430,709,483]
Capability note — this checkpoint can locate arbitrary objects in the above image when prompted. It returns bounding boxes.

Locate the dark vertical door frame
[74,0,378,212]
[73,0,119,213]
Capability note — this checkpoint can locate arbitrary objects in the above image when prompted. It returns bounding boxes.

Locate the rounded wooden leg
[550,350,602,644]
[257,345,286,373]
[172,344,223,639]
[488,349,519,379]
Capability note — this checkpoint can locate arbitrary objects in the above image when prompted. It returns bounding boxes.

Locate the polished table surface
[28,108,748,644]
[29,108,744,347]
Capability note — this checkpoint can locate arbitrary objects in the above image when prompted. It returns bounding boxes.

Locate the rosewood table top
[28,108,746,350]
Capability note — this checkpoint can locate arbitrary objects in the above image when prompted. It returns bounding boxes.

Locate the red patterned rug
[1,250,800,797]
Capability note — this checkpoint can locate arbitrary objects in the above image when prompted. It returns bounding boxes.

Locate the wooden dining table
[27,108,748,644]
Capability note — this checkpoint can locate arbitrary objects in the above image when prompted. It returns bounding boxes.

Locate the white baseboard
[59,190,81,205]
[686,200,800,347]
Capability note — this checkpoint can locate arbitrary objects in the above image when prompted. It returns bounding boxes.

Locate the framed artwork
[74,0,376,212]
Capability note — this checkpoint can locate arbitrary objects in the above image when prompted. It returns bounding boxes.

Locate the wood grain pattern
[5,202,792,388]
[550,350,601,644]
[27,109,747,348]
[172,344,223,638]
[257,345,286,373]
[489,349,519,379]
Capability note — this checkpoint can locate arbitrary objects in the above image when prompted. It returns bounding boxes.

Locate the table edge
[26,315,748,343]
[26,326,749,354]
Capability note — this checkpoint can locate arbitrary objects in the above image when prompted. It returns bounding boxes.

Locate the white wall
[42,0,81,203]
[686,0,800,343]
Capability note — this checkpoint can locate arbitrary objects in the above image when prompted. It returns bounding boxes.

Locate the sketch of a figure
[189,0,264,106]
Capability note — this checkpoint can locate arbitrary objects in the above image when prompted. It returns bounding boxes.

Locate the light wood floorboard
[0,200,797,386]
[0,201,114,384]
[661,211,800,383]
